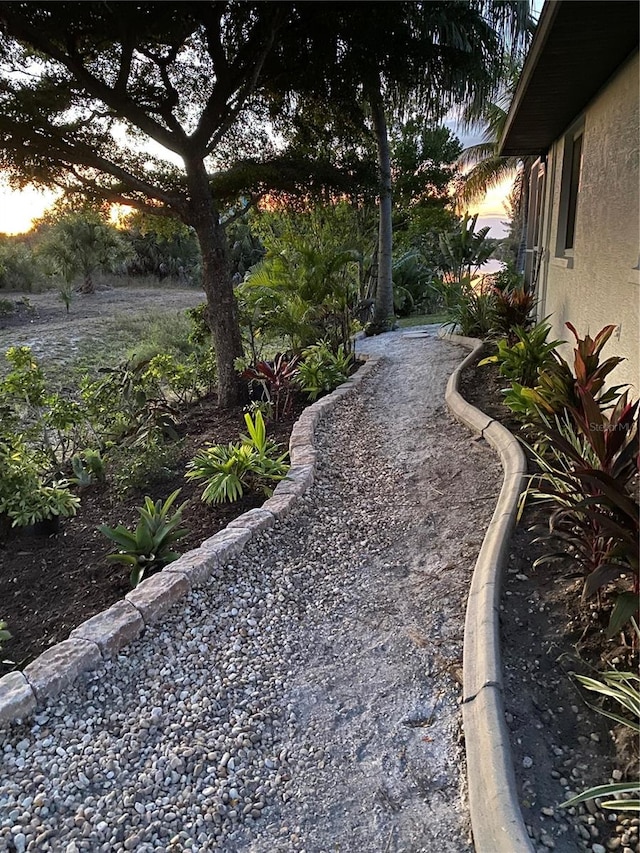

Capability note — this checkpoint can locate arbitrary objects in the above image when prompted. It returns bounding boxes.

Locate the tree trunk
[186,164,245,408]
[369,77,394,330]
[79,269,94,294]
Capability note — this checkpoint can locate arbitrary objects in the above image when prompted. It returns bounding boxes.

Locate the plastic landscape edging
[440,330,534,853]
[0,354,382,728]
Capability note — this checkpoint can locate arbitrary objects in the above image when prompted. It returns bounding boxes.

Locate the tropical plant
[479,321,563,388]
[491,286,536,341]
[0,239,45,291]
[0,437,80,529]
[39,212,133,293]
[391,250,437,317]
[529,324,626,417]
[456,54,531,208]
[99,489,188,588]
[57,281,74,313]
[297,341,353,401]
[560,659,640,813]
[108,437,183,497]
[524,392,639,637]
[70,449,106,489]
[186,411,289,504]
[441,276,496,338]
[241,354,300,421]
[439,214,498,284]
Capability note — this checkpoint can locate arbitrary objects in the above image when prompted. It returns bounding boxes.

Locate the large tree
[0,2,357,406]
[271,2,532,331]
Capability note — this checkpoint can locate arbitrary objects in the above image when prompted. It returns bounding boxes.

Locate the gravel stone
[0,330,501,851]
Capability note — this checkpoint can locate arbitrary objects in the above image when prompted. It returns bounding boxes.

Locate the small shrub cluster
[186,411,289,505]
[440,275,536,340]
[483,321,638,639]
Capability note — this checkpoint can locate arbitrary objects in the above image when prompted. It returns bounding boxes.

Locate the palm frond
[456,156,521,207]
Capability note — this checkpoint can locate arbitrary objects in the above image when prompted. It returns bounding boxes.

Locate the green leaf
[560,782,640,808]
[606,592,640,639]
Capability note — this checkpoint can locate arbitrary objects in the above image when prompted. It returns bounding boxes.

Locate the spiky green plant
[99,489,188,587]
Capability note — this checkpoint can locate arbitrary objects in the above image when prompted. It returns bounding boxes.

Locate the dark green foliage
[480,322,562,388]
[297,341,353,401]
[125,223,201,284]
[438,214,498,283]
[441,278,496,338]
[99,489,188,588]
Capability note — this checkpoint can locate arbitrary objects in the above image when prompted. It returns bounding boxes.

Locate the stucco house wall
[537,52,639,391]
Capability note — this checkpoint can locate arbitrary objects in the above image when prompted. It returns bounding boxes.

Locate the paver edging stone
[0,353,382,727]
[440,329,534,853]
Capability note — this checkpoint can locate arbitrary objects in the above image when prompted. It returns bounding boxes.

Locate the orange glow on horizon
[0,186,60,235]
[0,175,517,236]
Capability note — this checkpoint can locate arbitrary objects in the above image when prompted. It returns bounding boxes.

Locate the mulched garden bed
[0,394,307,677]
[460,356,639,853]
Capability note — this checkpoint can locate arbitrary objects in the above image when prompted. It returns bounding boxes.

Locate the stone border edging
[0,354,382,728]
[440,330,534,853]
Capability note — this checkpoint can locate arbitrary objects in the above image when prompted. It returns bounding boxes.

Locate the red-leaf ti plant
[531,323,627,416]
[491,286,537,344]
[241,353,300,421]
[532,390,639,637]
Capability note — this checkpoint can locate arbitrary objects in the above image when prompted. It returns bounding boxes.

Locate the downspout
[538,146,556,323]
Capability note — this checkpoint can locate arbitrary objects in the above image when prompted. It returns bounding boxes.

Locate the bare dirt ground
[0,284,204,368]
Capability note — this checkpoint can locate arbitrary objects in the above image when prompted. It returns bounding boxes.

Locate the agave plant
[99,489,188,587]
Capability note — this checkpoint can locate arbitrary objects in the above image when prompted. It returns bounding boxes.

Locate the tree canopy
[0,1,531,401]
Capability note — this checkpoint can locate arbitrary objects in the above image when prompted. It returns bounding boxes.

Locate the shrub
[524,395,638,636]
[99,489,188,587]
[441,277,496,338]
[480,322,563,388]
[108,436,183,496]
[491,286,536,342]
[528,323,626,417]
[0,437,80,529]
[186,411,289,504]
[297,340,353,401]
[241,354,300,421]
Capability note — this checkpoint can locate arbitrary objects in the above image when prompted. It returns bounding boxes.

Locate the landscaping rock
[125,572,191,625]
[69,600,144,657]
[23,639,102,703]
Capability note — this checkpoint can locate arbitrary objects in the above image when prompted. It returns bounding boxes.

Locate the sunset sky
[0,170,513,237]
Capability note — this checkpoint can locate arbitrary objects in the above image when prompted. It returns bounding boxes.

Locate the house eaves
[500,0,639,157]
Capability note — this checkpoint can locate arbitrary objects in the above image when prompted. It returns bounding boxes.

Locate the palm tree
[39,212,132,293]
[333,3,532,331]
[456,53,536,267]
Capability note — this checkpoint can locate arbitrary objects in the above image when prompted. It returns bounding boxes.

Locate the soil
[0,283,303,675]
[460,356,639,853]
[0,394,306,677]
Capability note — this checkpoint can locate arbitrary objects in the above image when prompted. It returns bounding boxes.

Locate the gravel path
[0,329,502,853]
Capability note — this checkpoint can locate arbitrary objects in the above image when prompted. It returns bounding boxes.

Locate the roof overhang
[500,0,639,157]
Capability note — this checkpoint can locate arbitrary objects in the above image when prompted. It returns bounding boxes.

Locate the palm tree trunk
[368,75,394,330]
